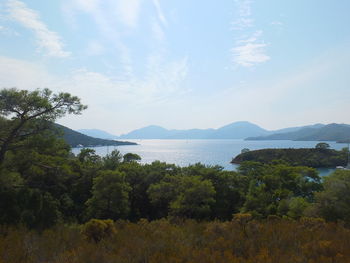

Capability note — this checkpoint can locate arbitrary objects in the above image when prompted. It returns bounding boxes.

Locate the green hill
[232,148,348,168]
[54,124,137,147]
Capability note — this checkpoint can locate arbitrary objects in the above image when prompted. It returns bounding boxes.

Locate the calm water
[72,139,347,176]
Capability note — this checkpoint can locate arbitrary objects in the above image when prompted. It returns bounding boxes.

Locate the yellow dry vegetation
[0,217,350,263]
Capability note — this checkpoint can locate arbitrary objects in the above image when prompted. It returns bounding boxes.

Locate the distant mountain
[83,122,347,141]
[118,121,270,139]
[209,121,269,139]
[297,124,350,142]
[77,129,118,139]
[118,125,177,139]
[54,124,136,147]
[272,124,325,134]
[246,123,350,143]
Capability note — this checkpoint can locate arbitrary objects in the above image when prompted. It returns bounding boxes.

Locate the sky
[0,0,349,135]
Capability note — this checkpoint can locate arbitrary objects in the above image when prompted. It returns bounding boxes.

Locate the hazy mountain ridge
[55,124,136,147]
[246,123,350,143]
[209,122,269,139]
[116,121,268,139]
[77,122,349,142]
[77,129,119,140]
[271,123,325,134]
[116,122,334,140]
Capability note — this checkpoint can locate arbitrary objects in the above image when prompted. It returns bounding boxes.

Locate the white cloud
[0,55,189,132]
[6,0,70,57]
[141,55,188,102]
[236,0,253,17]
[66,0,142,29]
[270,21,283,26]
[0,25,19,36]
[63,0,138,77]
[232,42,269,67]
[231,1,270,67]
[231,31,270,67]
[62,0,172,78]
[58,56,189,131]
[152,0,167,27]
[115,0,142,28]
[72,0,99,13]
[232,18,254,30]
[0,56,52,88]
[150,0,167,43]
[232,0,254,30]
[151,18,165,42]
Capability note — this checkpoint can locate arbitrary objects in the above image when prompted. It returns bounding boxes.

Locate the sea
[71,139,348,176]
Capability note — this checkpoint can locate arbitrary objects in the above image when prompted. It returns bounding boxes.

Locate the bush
[81,219,116,243]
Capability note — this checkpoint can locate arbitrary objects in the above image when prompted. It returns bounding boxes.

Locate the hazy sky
[1,0,349,135]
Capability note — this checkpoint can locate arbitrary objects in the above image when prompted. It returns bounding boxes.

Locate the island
[232,147,348,168]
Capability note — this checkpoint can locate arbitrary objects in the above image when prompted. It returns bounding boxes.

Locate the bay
[72,139,348,176]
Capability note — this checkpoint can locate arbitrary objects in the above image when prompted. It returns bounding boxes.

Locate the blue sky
[0,0,349,134]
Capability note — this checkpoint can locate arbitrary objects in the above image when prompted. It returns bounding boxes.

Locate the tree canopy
[1,87,350,232]
[0,88,87,164]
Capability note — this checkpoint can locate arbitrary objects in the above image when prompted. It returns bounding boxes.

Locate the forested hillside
[55,124,136,147]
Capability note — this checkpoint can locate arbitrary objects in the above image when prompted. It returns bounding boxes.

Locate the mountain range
[79,121,269,140]
[118,122,271,139]
[246,123,350,143]
[77,121,350,142]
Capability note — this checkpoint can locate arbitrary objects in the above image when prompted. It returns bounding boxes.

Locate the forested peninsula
[232,146,348,168]
[54,123,136,147]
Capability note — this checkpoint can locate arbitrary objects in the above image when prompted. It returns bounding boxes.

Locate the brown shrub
[81,219,116,243]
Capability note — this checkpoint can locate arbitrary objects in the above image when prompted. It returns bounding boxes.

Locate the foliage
[240,162,321,218]
[1,88,350,235]
[0,88,86,164]
[148,174,215,219]
[1,219,350,263]
[123,153,141,163]
[241,148,250,154]
[308,170,350,223]
[315,142,330,149]
[102,150,123,170]
[3,87,350,263]
[81,219,116,243]
[86,170,131,220]
[232,148,347,168]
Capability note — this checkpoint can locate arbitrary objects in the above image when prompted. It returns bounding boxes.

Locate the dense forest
[1,88,350,262]
[232,147,348,168]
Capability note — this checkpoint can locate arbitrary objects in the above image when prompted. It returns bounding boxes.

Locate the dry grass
[0,218,349,263]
